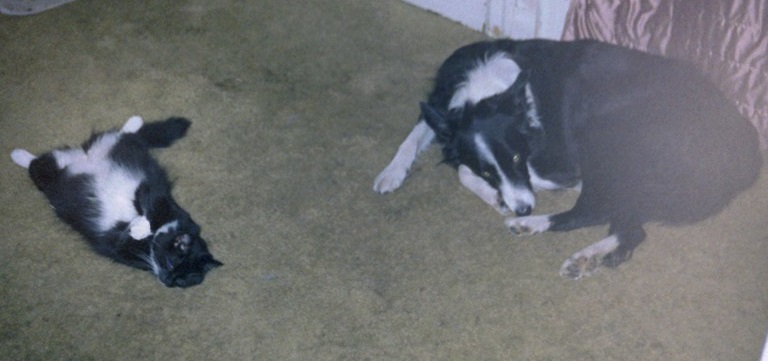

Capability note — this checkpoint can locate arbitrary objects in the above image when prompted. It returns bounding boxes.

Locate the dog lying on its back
[374,39,762,279]
[11,116,222,287]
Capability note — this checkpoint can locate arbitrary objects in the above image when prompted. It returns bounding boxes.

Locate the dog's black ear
[420,102,453,140]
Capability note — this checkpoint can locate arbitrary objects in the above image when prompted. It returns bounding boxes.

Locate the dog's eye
[480,171,491,179]
[512,154,521,164]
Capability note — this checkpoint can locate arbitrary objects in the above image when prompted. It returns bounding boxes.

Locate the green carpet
[1,1,766,360]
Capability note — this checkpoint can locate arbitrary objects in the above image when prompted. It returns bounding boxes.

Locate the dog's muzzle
[514,204,532,217]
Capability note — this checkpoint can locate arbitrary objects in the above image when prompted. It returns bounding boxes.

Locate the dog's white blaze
[373,120,435,193]
[449,52,520,109]
[474,134,535,213]
[458,165,510,215]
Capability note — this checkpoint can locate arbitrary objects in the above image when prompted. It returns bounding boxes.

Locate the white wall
[403,0,572,40]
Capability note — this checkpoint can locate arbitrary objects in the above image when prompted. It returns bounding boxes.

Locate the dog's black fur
[419,39,762,278]
[13,117,222,287]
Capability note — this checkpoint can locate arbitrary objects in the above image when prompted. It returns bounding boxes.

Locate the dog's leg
[559,234,619,280]
[458,165,511,215]
[505,214,552,235]
[373,120,435,193]
[507,181,609,234]
[559,224,646,280]
[505,197,606,235]
[601,223,646,269]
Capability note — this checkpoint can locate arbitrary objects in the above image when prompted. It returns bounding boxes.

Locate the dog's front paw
[505,215,550,235]
[373,165,407,193]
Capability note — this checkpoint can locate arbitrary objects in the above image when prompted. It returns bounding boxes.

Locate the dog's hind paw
[560,255,600,280]
[505,215,550,235]
[373,166,407,193]
[559,235,620,280]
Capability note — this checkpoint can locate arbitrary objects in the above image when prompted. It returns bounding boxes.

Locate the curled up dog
[374,39,762,279]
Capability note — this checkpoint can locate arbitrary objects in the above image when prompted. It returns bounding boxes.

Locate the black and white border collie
[374,39,762,279]
[11,116,222,287]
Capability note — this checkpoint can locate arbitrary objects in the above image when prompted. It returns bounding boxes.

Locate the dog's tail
[137,117,192,148]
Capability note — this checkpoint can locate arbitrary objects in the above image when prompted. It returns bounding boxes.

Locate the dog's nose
[515,205,532,217]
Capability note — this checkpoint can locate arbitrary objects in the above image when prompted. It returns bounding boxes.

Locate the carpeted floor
[1,1,766,360]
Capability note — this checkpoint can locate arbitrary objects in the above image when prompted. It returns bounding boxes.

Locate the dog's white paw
[505,215,551,236]
[559,235,620,280]
[11,148,36,169]
[129,216,152,240]
[560,255,601,280]
[373,165,407,193]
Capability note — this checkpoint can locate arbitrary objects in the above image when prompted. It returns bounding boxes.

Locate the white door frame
[403,0,572,40]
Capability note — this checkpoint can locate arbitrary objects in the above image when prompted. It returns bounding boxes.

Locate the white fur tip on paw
[10,148,36,169]
[373,166,407,193]
[559,235,620,280]
[560,256,600,280]
[129,216,152,240]
[121,116,144,133]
